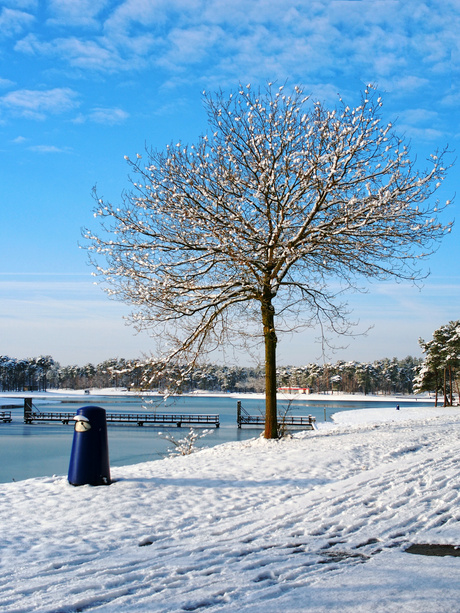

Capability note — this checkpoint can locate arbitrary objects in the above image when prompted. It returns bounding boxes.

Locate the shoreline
[0,387,438,405]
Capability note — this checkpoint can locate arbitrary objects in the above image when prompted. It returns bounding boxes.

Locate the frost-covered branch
[84,82,453,437]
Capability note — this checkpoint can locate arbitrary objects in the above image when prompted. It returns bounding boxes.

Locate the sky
[0,0,459,367]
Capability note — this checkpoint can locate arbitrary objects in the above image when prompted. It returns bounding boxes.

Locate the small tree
[159,428,211,456]
[86,83,451,438]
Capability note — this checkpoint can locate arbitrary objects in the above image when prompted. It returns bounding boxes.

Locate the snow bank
[330,404,456,426]
[0,406,459,612]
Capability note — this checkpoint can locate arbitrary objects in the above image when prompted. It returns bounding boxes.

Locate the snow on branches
[84,82,453,437]
[159,428,211,457]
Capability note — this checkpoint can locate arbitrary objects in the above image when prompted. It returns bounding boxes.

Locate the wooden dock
[24,410,220,428]
[106,412,219,427]
[0,411,12,423]
[236,401,316,430]
[24,412,75,424]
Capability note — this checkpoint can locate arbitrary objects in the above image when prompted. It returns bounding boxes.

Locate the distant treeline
[0,355,422,395]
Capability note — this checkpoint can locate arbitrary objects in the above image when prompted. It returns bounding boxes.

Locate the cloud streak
[0,87,79,119]
[46,0,109,28]
[0,6,34,39]
[28,144,71,153]
[73,107,129,125]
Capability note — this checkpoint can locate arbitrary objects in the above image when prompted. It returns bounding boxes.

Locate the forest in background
[0,354,422,396]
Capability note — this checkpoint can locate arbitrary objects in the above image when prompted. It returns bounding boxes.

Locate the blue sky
[1,0,459,367]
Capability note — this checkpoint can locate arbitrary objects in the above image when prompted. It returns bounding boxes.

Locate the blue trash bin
[68,406,111,486]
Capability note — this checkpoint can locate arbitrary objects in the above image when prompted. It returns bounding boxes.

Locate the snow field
[0,408,459,612]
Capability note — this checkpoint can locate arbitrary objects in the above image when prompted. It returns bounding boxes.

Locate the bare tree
[85,83,452,438]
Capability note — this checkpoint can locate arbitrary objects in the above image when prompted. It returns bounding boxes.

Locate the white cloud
[8,0,459,100]
[28,144,70,153]
[47,0,109,28]
[157,25,224,70]
[0,6,34,38]
[73,107,129,125]
[0,87,79,120]
[15,34,123,71]
[0,77,15,89]
[15,31,158,73]
[2,1,37,8]
[377,75,431,95]
[397,125,445,142]
[103,0,196,36]
[397,107,439,125]
[440,90,460,108]
[388,105,448,142]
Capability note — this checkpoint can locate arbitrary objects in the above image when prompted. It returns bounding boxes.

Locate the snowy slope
[0,407,459,612]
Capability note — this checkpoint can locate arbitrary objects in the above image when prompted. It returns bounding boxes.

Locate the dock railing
[0,411,12,423]
[23,407,220,428]
[237,401,316,430]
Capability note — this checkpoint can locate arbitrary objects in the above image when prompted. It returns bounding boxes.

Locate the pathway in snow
[0,412,459,612]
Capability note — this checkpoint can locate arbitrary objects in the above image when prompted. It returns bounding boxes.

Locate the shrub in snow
[159,428,211,457]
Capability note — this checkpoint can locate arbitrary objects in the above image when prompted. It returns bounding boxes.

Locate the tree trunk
[262,295,278,439]
[443,367,448,407]
[445,367,449,407]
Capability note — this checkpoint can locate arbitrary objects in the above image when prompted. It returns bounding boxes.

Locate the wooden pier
[236,401,316,430]
[24,411,76,424]
[24,408,220,428]
[0,411,12,423]
[105,412,219,427]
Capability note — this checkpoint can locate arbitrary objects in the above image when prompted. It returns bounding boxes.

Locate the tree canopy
[415,321,460,406]
[86,83,452,437]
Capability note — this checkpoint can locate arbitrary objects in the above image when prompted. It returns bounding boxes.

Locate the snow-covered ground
[0,403,459,612]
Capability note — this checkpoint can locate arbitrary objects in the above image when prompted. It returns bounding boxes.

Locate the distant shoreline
[0,387,438,405]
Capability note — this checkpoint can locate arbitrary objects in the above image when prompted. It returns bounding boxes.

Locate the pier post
[24,398,33,423]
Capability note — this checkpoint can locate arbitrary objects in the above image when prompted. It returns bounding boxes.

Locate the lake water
[0,394,431,483]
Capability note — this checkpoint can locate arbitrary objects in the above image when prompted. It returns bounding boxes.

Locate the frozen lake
[0,394,432,483]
